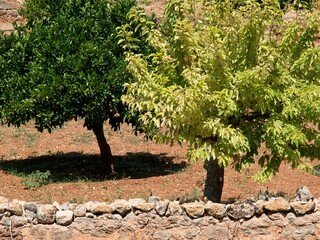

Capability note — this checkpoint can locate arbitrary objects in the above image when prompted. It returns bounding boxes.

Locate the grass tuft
[312,165,320,177]
[21,170,51,189]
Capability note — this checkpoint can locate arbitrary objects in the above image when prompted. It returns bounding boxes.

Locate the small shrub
[21,170,51,189]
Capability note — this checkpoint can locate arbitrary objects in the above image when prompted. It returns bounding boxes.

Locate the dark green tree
[0,0,145,173]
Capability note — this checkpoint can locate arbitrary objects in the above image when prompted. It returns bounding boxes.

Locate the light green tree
[119,0,320,202]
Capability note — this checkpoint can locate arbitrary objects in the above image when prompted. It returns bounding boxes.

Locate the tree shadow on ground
[0,151,188,183]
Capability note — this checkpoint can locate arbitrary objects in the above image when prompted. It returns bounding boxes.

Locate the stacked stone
[0,1,19,18]
[0,186,319,239]
[0,0,22,32]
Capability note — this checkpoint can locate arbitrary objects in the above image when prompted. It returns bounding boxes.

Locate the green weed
[25,133,39,147]
[12,133,22,138]
[75,175,89,182]
[138,0,151,6]
[69,197,83,204]
[15,127,26,133]
[46,192,53,203]
[313,165,320,177]
[0,131,4,142]
[21,170,51,189]
[190,189,202,200]
[115,186,123,199]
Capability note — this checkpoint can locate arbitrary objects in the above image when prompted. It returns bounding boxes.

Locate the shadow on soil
[0,151,188,183]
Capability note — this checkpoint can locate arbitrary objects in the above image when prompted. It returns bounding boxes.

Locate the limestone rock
[73,217,96,233]
[85,212,95,218]
[25,209,37,223]
[282,225,315,240]
[290,201,316,215]
[60,202,70,211]
[148,196,161,203]
[11,215,28,227]
[24,202,38,213]
[254,200,265,215]
[68,203,77,211]
[267,212,285,221]
[286,212,296,221]
[264,198,291,212]
[12,199,19,204]
[227,202,255,220]
[192,216,219,226]
[317,201,320,214]
[30,225,47,239]
[128,198,146,208]
[155,200,170,216]
[161,215,191,228]
[165,201,182,216]
[6,203,23,216]
[56,210,74,226]
[73,204,87,217]
[90,202,115,215]
[37,204,57,224]
[113,213,122,221]
[32,218,38,224]
[153,230,172,240]
[178,226,200,239]
[203,224,230,239]
[203,225,217,239]
[295,186,314,202]
[52,201,61,211]
[0,216,11,226]
[182,202,204,219]
[0,197,9,204]
[85,201,94,212]
[123,212,135,222]
[4,211,10,217]
[135,212,151,227]
[49,225,72,240]
[18,200,26,206]
[110,199,132,216]
[134,202,154,212]
[0,204,5,214]
[205,201,226,219]
[240,214,273,229]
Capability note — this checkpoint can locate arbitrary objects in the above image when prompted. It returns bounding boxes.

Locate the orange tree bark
[92,122,115,174]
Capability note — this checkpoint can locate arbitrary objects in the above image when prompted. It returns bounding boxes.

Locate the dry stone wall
[0,187,319,240]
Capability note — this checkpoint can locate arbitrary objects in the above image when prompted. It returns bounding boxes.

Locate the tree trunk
[92,122,115,174]
[204,157,224,203]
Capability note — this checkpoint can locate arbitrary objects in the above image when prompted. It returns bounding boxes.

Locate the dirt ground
[0,120,319,204]
[0,0,319,204]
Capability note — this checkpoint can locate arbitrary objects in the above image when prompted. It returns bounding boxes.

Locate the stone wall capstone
[0,186,319,239]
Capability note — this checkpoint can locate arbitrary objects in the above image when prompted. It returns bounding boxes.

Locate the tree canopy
[119,0,320,201]
[0,0,145,173]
